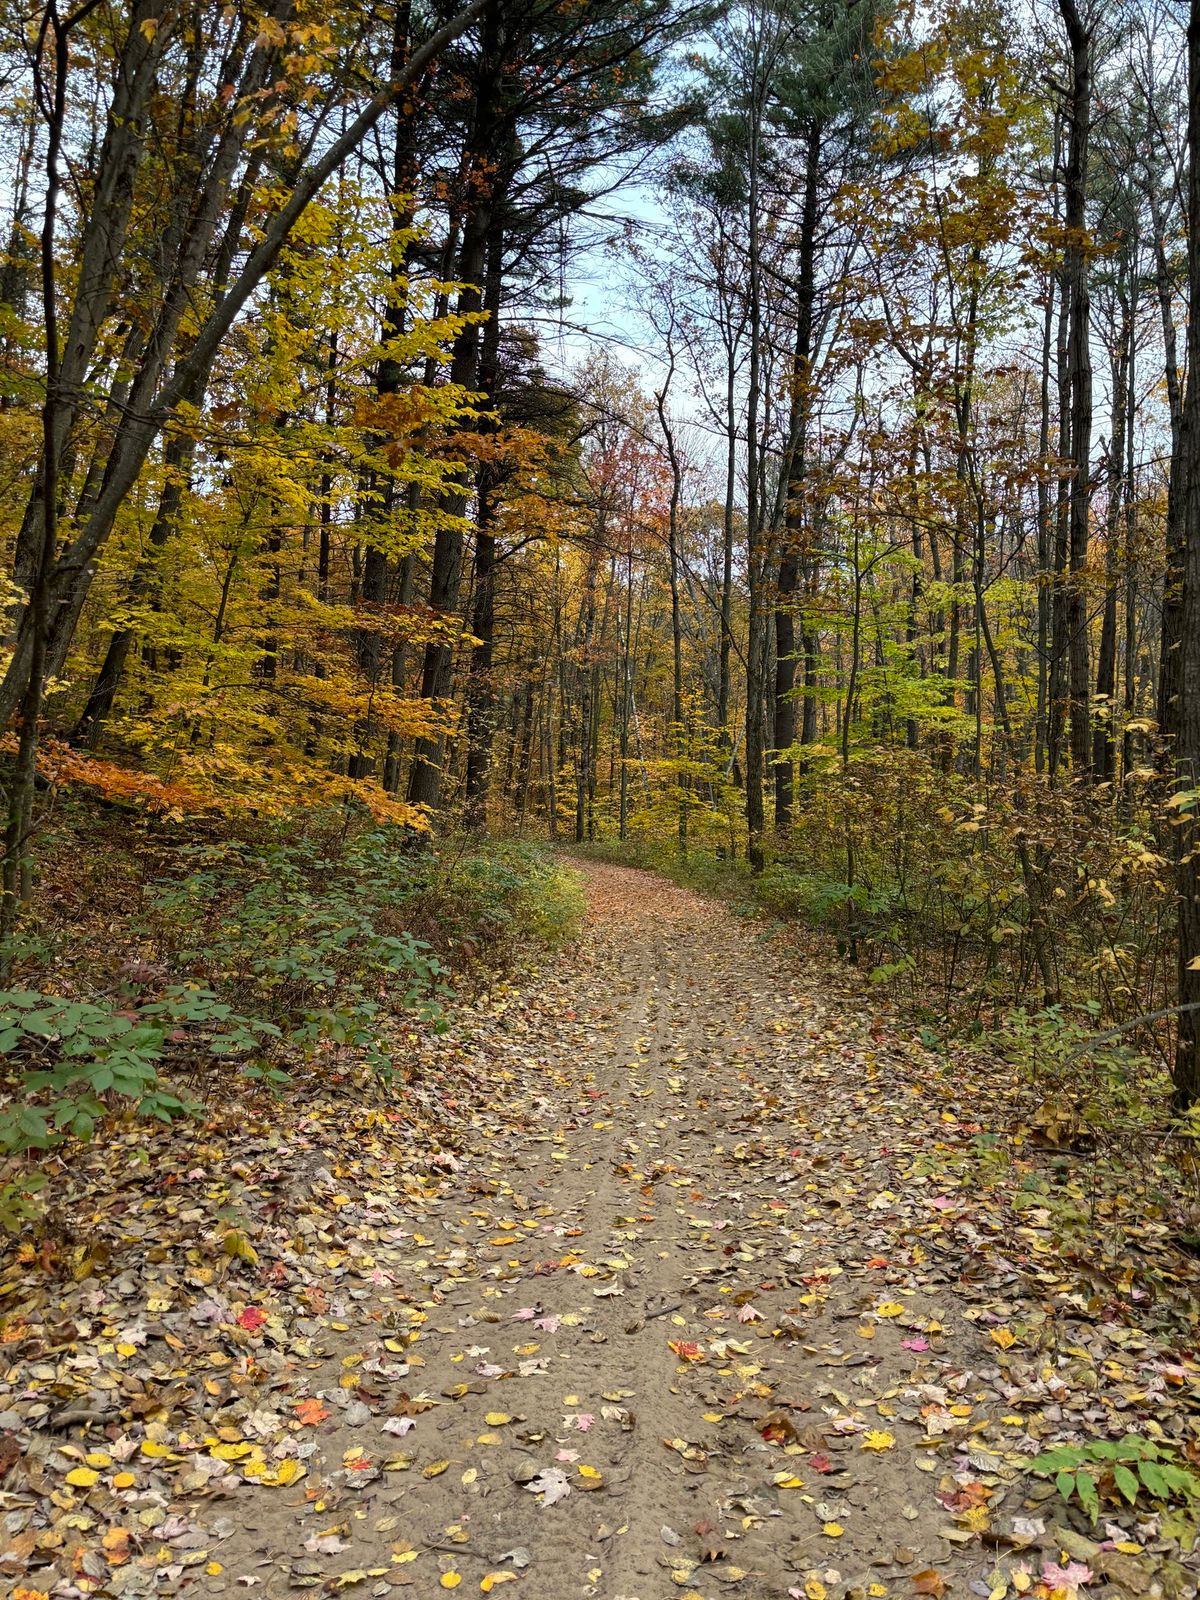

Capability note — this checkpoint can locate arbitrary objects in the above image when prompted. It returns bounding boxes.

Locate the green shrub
[0,821,579,1225]
[1030,1434,1200,1521]
[144,829,450,1074]
[0,989,201,1151]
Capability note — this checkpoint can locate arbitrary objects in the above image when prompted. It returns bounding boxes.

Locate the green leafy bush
[1030,1434,1200,1522]
[141,829,582,1077]
[440,840,583,951]
[144,830,451,1074]
[0,823,579,1222]
[756,861,899,934]
[0,989,201,1150]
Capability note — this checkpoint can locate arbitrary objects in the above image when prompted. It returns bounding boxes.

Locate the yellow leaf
[484,1413,512,1426]
[424,1459,450,1478]
[441,1576,462,1590]
[807,1583,829,1600]
[112,1473,136,1489]
[223,1229,258,1265]
[990,1327,1017,1350]
[461,1467,477,1485]
[876,1302,904,1318]
[65,1467,99,1488]
[481,1576,517,1591]
[823,1522,843,1537]
[275,1458,305,1486]
[862,1430,895,1451]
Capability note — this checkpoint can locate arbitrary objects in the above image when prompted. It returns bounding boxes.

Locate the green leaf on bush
[1113,1463,1139,1505]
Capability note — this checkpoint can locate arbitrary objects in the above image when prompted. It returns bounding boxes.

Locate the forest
[3,1,1200,1598]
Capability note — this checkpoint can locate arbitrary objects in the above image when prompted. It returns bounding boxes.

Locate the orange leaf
[294,1398,331,1426]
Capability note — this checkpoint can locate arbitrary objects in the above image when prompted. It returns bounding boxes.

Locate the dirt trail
[191,862,1049,1598]
[15,861,1194,1600]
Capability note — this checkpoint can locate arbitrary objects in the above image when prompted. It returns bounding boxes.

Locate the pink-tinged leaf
[1042,1559,1093,1590]
[534,1315,561,1333]
[510,1307,539,1321]
[566,1412,595,1431]
[902,1336,930,1351]
[304,1533,347,1555]
[737,1304,762,1323]
[555,1448,580,1463]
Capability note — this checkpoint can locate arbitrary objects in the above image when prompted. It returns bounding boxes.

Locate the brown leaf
[912,1571,948,1598]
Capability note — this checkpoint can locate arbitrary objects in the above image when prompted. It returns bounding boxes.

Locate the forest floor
[5,860,1200,1600]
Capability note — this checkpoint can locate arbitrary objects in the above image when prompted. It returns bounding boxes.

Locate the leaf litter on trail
[3,862,1200,1598]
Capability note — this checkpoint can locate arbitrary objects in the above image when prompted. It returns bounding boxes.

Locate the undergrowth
[575,748,1200,1290]
[0,803,581,1226]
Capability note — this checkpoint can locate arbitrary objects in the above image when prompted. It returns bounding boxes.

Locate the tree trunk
[1152,174,1185,750]
[743,21,769,872]
[1058,0,1094,779]
[1093,282,1130,782]
[408,0,504,813]
[463,221,506,827]
[774,118,820,831]
[657,348,687,855]
[574,540,601,844]
[1172,0,1200,1107]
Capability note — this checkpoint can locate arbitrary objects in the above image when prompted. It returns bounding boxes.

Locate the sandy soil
[185,861,1069,1600]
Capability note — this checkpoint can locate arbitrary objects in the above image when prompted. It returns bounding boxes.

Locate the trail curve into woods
[5,861,1200,1600]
